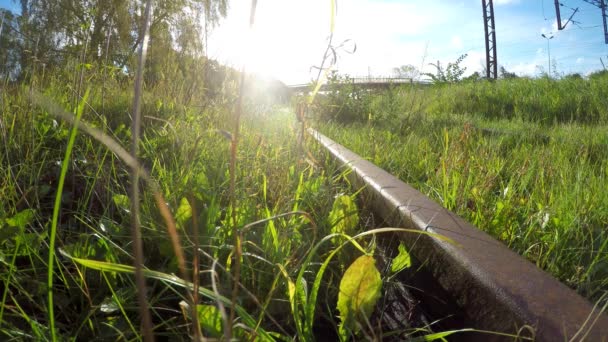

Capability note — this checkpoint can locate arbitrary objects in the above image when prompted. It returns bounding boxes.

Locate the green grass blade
[47,88,89,341]
[61,252,278,341]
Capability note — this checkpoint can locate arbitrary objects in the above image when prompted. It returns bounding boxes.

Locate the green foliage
[7,0,227,68]
[390,242,412,274]
[333,72,608,127]
[196,304,223,338]
[329,194,359,237]
[175,197,192,228]
[313,71,373,123]
[424,54,468,84]
[320,103,608,301]
[337,255,382,340]
[424,75,608,123]
[499,66,518,79]
[4,209,36,229]
[1,73,392,339]
[393,64,420,79]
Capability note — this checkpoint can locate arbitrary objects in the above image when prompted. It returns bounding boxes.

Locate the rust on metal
[309,128,608,341]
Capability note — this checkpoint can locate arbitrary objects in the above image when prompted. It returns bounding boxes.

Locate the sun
[207,0,332,85]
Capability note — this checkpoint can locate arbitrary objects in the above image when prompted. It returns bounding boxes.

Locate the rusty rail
[309,128,608,341]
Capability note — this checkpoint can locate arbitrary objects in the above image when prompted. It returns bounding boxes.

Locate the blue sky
[2,0,608,84]
[0,0,16,12]
[206,0,608,83]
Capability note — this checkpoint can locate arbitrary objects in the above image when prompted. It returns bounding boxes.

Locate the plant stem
[131,0,154,340]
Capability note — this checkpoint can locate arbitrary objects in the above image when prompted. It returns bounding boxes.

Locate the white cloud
[450,36,463,49]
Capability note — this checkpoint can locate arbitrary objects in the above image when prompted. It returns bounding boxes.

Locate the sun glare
[208,0,331,85]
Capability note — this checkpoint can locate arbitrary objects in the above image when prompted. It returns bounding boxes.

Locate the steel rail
[309,128,608,341]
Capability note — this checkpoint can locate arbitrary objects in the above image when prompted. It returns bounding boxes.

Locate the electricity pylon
[580,0,608,43]
[482,0,497,79]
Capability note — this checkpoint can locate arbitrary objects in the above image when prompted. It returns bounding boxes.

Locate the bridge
[287,77,431,93]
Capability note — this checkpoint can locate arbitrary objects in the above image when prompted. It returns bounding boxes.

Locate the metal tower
[482,0,497,79]
[581,0,608,43]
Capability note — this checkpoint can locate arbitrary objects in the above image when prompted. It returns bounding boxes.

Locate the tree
[4,0,230,79]
[462,71,482,82]
[424,54,468,83]
[499,66,518,79]
[392,64,419,80]
[0,9,21,79]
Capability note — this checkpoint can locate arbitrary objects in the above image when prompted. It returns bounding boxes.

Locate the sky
[2,0,608,84]
[207,0,608,84]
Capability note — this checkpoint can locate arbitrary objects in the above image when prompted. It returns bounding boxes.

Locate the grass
[313,74,608,302]
[1,71,482,340]
[5,3,599,336]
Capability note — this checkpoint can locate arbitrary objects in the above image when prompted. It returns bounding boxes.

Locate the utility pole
[541,33,554,76]
[554,1,579,30]
[482,0,497,79]
[555,1,563,29]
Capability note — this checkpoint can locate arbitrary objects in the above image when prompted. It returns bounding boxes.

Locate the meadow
[3,1,606,337]
[0,63,478,340]
[313,73,608,302]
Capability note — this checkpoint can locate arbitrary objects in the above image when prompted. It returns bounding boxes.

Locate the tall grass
[314,74,608,301]
[47,89,88,341]
[314,72,608,127]
[4,74,470,339]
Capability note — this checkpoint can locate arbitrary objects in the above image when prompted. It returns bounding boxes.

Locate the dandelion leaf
[337,255,382,340]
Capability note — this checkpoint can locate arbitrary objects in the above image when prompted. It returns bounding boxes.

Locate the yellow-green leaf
[329,195,359,237]
[112,194,130,213]
[391,242,411,274]
[337,255,382,340]
[175,197,192,227]
[196,304,223,338]
[6,209,36,229]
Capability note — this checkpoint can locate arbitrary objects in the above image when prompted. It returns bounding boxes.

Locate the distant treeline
[0,2,288,105]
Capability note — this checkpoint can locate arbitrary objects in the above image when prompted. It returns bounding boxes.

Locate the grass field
[1,74,474,340]
[314,74,608,302]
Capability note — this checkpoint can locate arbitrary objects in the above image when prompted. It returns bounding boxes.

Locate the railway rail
[309,128,608,341]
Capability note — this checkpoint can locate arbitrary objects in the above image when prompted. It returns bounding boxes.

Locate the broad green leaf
[6,209,36,229]
[329,195,359,237]
[112,194,130,213]
[196,304,222,338]
[14,233,44,256]
[337,255,382,340]
[195,172,209,190]
[390,243,411,274]
[175,197,192,227]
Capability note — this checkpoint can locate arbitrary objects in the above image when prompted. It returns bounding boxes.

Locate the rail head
[309,128,608,341]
